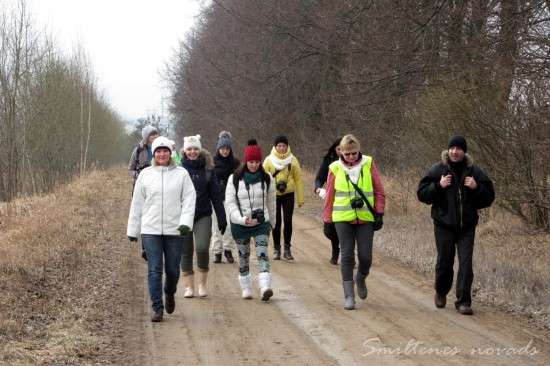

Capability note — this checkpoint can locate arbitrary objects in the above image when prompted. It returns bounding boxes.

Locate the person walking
[417,135,495,315]
[128,125,159,261]
[180,135,227,298]
[263,135,304,260]
[225,139,276,301]
[128,125,159,182]
[323,134,385,310]
[127,136,196,322]
[211,131,240,263]
[315,138,342,265]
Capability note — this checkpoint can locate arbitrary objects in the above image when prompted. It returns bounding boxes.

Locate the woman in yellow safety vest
[322,134,385,310]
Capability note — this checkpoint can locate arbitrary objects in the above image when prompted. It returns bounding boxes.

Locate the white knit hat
[183,134,202,150]
[151,136,173,154]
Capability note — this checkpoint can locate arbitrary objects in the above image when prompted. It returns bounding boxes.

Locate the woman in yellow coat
[263,135,304,260]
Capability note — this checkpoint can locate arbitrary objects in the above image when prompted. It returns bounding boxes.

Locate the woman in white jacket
[127,136,196,322]
[225,139,276,301]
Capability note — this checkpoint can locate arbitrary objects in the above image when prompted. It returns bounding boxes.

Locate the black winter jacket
[213,152,240,196]
[417,151,495,231]
[314,149,339,190]
[181,151,227,227]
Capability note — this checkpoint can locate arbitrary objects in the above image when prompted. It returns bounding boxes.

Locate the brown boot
[151,309,163,322]
[197,271,208,298]
[456,304,474,315]
[183,273,194,298]
[434,293,446,308]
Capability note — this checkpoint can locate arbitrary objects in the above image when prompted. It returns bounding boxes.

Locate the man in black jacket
[417,136,495,315]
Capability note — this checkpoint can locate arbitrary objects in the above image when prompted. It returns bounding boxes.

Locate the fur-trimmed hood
[441,150,474,167]
[180,149,215,169]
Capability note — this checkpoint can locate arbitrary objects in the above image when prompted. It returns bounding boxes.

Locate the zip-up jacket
[417,151,495,231]
[225,173,276,226]
[127,160,196,237]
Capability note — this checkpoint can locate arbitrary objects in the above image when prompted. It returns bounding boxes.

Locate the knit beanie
[151,136,173,154]
[216,131,233,150]
[243,139,263,162]
[183,134,202,150]
[448,135,467,153]
[273,135,289,146]
[141,125,158,141]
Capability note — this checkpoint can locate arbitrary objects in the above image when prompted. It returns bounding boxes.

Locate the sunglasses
[343,151,358,157]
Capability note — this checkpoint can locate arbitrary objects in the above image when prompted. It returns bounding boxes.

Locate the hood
[180,149,215,169]
[441,150,474,167]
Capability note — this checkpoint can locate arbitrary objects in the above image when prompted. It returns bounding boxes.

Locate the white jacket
[127,162,196,237]
[225,173,276,226]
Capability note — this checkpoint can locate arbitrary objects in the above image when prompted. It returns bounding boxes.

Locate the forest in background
[167,0,550,230]
[0,2,132,202]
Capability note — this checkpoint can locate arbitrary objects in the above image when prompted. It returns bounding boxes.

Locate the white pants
[210,212,236,254]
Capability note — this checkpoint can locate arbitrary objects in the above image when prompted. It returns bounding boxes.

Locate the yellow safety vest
[330,157,375,222]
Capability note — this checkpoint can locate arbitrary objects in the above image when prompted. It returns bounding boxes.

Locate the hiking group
[127,126,495,322]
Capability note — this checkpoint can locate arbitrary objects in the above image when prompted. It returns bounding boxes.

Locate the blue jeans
[142,235,184,312]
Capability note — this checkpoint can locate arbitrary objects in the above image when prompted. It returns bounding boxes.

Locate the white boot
[183,273,194,298]
[239,274,253,299]
[258,272,273,302]
[197,271,208,298]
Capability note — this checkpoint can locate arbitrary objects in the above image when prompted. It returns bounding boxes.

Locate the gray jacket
[128,142,151,179]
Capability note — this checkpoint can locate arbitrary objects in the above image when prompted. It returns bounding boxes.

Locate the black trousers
[323,222,340,259]
[273,192,295,251]
[434,225,476,307]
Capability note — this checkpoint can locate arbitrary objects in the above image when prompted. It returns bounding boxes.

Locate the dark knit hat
[448,135,467,153]
[273,135,289,146]
[216,131,232,150]
[244,139,262,162]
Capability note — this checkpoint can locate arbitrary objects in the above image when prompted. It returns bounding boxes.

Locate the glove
[318,188,327,200]
[218,223,227,235]
[128,236,138,242]
[178,225,190,236]
[373,214,383,231]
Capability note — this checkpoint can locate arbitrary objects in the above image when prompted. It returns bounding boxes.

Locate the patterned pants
[236,234,270,276]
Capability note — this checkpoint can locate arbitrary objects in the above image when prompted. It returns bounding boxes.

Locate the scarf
[339,153,367,184]
[268,146,293,170]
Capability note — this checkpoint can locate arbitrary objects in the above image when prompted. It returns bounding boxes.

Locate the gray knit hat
[216,131,232,150]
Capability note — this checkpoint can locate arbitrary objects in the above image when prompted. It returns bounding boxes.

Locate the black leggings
[273,192,295,251]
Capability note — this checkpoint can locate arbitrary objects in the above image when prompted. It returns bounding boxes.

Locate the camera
[350,197,364,209]
[251,208,265,223]
[276,181,287,193]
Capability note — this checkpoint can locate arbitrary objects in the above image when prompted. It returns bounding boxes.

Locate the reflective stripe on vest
[329,157,375,222]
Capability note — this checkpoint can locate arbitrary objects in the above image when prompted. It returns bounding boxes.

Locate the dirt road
[120,213,549,366]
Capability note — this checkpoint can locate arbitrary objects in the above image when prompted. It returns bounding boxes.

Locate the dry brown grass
[301,169,550,329]
[0,167,140,365]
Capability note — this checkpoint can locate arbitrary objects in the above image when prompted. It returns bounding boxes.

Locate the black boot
[224,250,235,263]
[283,247,294,260]
[165,293,175,314]
[213,253,222,263]
[355,272,368,300]
[273,249,281,260]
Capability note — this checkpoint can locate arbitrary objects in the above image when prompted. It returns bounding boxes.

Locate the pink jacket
[322,158,385,223]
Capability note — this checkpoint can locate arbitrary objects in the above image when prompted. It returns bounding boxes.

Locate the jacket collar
[441,150,474,167]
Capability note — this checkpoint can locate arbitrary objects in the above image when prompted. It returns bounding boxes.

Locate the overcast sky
[19,0,202,123]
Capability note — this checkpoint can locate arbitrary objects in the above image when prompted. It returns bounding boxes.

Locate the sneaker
[283,249,294,260]
[165,294,175,314]
[273,250,281,260]
[151,310,163,322]
[213,253,222,263]
[224,250,235,264]
[434,293,446,308]
[456,304,474,315]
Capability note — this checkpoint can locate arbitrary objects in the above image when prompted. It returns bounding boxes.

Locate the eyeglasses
[343,151,358,157]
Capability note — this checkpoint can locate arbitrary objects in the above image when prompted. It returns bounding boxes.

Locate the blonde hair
[339,134,361,152]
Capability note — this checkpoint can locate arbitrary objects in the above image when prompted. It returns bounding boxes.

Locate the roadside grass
[0,167,136,365]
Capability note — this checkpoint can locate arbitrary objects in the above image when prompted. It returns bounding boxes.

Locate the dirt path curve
[122,213,550,366]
